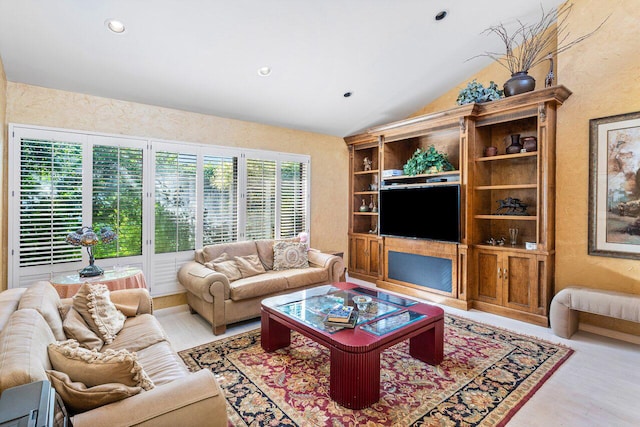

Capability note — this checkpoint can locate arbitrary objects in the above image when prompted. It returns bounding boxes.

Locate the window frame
[8,124,311,295]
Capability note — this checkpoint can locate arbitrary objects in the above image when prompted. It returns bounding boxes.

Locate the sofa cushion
[0,309,55,394]
[62,306,104,351]
[280,267,330,289]
[46,369,141,413]
[73,283,126,344]
[48,340,154,391]
[18,281,66,341]
[235,254,266,278]
[202,240,258,264]
[228,271,289,301]
[135,340,189,386]
[101,314,167,353]
[0,288,26,332]
[273,241,309,270]
[212,260,242,282]
[255,238,300,270]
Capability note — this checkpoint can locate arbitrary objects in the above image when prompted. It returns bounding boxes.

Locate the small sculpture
[495,197,528,215]
[363,157,372,171]
[545,53,554,88]
[486,237,506,246]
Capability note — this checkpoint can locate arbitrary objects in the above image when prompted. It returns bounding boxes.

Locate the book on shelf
[324,310,358,329]
[325,305,354,323]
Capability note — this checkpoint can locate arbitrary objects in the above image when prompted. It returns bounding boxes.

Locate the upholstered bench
[550,287,640,338]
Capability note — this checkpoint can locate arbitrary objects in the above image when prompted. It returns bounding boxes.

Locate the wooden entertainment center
[345,86,572,325]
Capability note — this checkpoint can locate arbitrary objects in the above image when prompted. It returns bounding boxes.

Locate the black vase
[503,71,536,97]
[506,134,523,154]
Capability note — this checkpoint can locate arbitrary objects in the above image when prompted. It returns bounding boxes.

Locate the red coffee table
[261,282,444,409]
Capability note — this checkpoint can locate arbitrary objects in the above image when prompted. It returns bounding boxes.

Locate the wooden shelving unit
[345,86,572,326]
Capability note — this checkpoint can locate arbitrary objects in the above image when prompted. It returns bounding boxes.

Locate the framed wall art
[589,110,640,259]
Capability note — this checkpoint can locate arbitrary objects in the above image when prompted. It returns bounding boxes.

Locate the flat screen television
[379,185,460,243]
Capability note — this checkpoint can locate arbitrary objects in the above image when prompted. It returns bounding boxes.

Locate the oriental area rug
[178,315,572,427]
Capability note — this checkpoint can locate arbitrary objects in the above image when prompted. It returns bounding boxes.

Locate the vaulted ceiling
[0,0,563,137]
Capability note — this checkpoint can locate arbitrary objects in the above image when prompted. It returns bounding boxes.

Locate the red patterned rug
[179,314,572,426]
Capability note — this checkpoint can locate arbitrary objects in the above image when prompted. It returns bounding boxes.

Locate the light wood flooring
[155,277,640,427]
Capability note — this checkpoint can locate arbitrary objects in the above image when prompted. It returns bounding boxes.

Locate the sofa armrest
[70,369,226,427]
[177,261,230,302]
[308,250,346,283]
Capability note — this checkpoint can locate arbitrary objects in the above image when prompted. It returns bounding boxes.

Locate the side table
[50,267,147,298]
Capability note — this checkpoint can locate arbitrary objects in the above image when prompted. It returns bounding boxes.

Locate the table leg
[329,347,380,409]
[409,319,444,365]
[260,310,291,351]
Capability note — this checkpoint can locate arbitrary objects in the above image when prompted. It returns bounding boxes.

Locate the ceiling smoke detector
[105,19,126,33]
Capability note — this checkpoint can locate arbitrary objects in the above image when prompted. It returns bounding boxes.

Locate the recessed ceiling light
[105,19,126,34]
[435,10,448,21]
[257,66,272,77]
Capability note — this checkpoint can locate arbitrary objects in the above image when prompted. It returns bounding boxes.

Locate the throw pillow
[62,306,104,351]
[48,340,154,391]
[73,283,126,344]
[273,241,309,270]
[234,254,266,278]
[212,260,242,282]
[46,369,141,413]
[203,252,230,270]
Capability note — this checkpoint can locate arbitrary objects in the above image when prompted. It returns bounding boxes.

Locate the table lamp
[65,226,117,277]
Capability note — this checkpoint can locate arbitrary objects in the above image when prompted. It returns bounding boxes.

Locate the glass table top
[273,286,426,335]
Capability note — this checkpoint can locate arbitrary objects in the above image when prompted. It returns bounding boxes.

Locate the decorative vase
[359,199,369,212]
[503,71,536,97]
[506,134,523,154]
[521,136,538,152]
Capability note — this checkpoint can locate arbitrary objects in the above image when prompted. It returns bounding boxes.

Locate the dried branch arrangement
[470,3,609,74]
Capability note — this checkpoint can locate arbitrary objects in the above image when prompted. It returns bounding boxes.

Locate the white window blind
[154,151,197,253]
[92,145,144,258]
[18,138,83,267]
[280,160,309,238]
[245,158,277,240]
[203,155,238,245]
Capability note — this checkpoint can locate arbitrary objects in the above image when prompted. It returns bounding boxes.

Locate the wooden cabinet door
[349,235,369,274]
[367,237,380,277]
[503,253,538,312]
[475,249,502,305]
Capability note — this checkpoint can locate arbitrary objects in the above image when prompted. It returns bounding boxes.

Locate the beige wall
[0,56,7,292]
[412,0,640,335]
[3,83,349,292]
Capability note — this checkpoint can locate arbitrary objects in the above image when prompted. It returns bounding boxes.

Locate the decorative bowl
[352,295,372,311]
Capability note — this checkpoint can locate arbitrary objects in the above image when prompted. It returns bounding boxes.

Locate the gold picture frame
[589,111,640,259]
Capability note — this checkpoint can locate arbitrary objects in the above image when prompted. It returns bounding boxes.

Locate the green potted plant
[456,79,503,105]
[403,146,454,176]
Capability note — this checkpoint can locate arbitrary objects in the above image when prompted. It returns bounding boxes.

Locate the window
[245,158,277,240]
[18,137,83,268]
[203,155,238,245]
[154,151,197,253]
[92,145,144,258]
[9,124,310,294]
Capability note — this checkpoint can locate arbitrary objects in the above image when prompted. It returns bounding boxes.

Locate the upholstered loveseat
[0,281,227,427]
[178,239,345,335]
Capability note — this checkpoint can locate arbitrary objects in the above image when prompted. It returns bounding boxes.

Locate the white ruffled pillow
[72,283,125,344]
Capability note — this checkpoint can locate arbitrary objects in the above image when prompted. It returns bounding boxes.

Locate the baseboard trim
[579,324,640,345]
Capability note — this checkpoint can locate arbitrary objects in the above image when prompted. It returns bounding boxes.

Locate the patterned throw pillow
[273,241,309,270]
[48,339,154,390]
[73,283,126,344]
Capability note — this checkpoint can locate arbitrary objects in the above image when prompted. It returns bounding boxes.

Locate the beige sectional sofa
[178,239,345,334]
[0,281,227,427]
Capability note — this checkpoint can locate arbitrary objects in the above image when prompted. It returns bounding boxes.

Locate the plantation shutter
[154,151,197,253]
[18,138,83,268]
[280,160,308,238]
[245,158,276,240]
[203,155,238,245]
[92,145,144,258]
